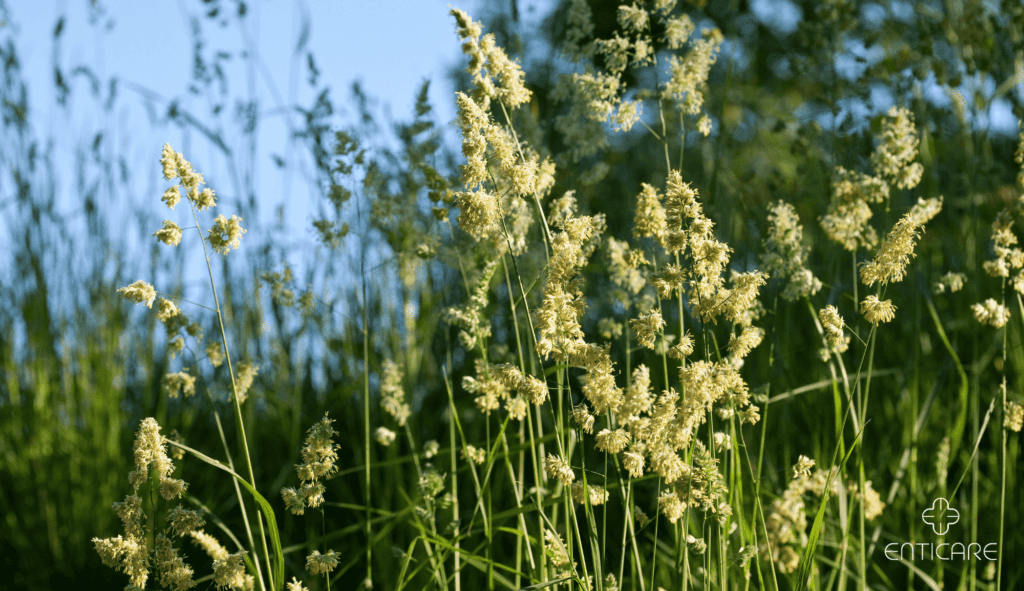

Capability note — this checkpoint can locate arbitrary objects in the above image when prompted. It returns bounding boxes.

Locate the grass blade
[170,440,285,591]
[795,413,866,591]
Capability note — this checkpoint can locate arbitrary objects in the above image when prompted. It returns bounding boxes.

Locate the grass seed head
[233,362,259,404]
[594,428,631,454]
[972,298,1011,328]
[305,549,340,576]
[571,482,609,505]
[630,310,665,350]
[850,480,886,520]
[163,371,196,399]
[167,336,185,360]
[544,454,575,485]
[860,295,896,324]
[623,447,645,478]
[119,280,157,309]
[762,200,822,300]
[189,530,229,561]
[819,305,845,347]
[375,427,396,447]
[154,220,183,246]
[727,326,764,360]
[462,444,486,465]
[162,185,182,209]
[283,414,338,512]
[206,342,224,368]
[570,402,595,434]
[153,534,194,591]
[860,197,943,286]
[380,359,410,426]
[194,187,216,211]
[282,488,306,516]
[208,214,247,255]
[156,298,183,325]
[505,395,528,420]
[793,455,816,479]
[1005,401,1023,431]
[213,550,254,590]
[872,106,924,190]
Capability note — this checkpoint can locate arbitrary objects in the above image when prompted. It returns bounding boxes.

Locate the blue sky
[7,0,1019,297]
[9,0,1017,249]
[7,0,532,258]
[6,0,559,382]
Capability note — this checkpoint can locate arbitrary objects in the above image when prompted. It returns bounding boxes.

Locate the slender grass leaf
[170,440,285,591]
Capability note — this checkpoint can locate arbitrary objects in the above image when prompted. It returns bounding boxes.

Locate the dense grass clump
[4,1,1024,590]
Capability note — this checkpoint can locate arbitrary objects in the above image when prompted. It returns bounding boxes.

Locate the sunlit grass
[3,2,1023,591]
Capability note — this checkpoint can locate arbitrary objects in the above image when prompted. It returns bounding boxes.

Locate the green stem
[190,203,271,591]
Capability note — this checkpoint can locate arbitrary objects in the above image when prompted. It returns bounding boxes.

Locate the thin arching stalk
[189,200,272,591]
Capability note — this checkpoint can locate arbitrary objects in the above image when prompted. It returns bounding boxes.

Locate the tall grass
[3,1,1024,590]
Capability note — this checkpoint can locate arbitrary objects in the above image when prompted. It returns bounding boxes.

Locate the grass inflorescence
[3,1,1024,590]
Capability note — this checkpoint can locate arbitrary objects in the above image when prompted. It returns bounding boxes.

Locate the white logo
[921,497,959,535]
[884,498,997,562]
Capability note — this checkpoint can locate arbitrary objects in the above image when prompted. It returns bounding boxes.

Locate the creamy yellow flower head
[860,295,896,324]
[208,215,246,255]
[544,454,575,485]
[212,550,254,590]
[819,305,845,347]
[972,298,1010,328]
[306,549,340,576]
[118,280,157,309]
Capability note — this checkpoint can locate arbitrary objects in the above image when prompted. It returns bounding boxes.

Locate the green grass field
[2,1,1023,590]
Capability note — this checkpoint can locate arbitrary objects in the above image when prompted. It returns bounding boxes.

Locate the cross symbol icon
[922,498,959,535]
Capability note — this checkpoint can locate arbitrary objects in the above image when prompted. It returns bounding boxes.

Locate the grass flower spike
[118,280,157,308]
[872,106,924,190]
[233,362,259,403]
[281,414,338,515]
[306,549,340,575]
[208,214,247,255]
[623,447,645,478]
[860,295,896,324]
[156,298,181,322]
[630,310,664,349]
[462,444,486,465]
[860,197,943,286]
[972,298,1011,328]
[93,418,193,588]
[154,220,183,246]
[934,271,967,293]
[189,530,229,561]
[161,143,216,211]
[819,305,845,347]
[450,8,531,110]
[761,200,822,300]
[163,370,196,399]
[1006,401,1024,432]
[594,428,630,453]
[571,482,609,505]
[375,426,397,447]
[544,454,575,486]
[212,550,255,591]
[380,359,411,426]
[68,7,1024,591]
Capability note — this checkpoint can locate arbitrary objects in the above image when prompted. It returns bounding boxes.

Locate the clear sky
[4,0,561,379]
[7,0,528,260]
